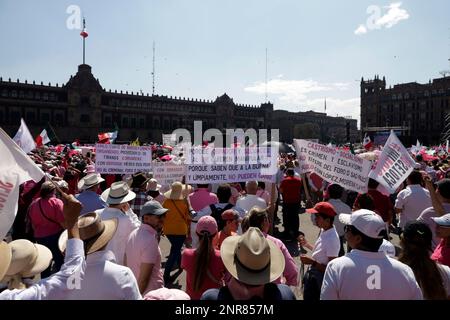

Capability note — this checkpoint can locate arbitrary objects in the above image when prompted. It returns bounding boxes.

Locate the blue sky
[1,0,449,127]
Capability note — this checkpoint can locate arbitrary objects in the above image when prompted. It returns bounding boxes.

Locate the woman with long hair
[398,221,450,300]
[181,216,225,300]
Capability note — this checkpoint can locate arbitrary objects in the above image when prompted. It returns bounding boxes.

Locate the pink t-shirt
[431,239,450,267]
[125,223,164,295]
[188,188,218,212]
[28,197,64,238]
[181,248,225,300]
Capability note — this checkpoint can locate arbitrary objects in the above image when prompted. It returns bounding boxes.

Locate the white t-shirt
[395,185,431,228]
[320,249,423,300]
[235,194,267,213]
[378,239,396,258]
[311,227,340,265]
[438,264,450,297]
[327,199,352,237]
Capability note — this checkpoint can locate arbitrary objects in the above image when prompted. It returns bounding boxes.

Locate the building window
[139,118,145,128]
[123,117,128,127]
[41,113,50,124]
[80,114,90,123]
[153,118,160,128]
[35,92,40,100]
[11,111,21,123]
[19,91,25,99]
[26,112,36,123]
[131,118,136,127]
[104,116,112,126]
[11,90,17,98]
[55,114,64,125]
[1,89,7,97]
[43,93,48,101]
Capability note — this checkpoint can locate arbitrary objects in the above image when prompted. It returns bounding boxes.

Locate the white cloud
[376,2,410,28]
[354,24,368,35]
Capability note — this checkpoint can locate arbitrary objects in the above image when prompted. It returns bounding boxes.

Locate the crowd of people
[1,144,450,300]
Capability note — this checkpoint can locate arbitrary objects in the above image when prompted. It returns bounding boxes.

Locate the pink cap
[196,215,218,235]
[143,287,190,300]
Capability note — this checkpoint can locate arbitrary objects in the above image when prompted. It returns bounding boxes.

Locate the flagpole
[47,122,61,145]
[82,18,86,64]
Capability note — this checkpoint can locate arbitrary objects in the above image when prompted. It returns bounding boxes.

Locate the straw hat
[220,227,285,286]
[101,181,136,205]
[0,241,12,280]
[78,173,105,190]
[5,240,52,278]
[128,172,150,189]
[58,212,118,255]
[147,179,161,192]
[164,182,184,200]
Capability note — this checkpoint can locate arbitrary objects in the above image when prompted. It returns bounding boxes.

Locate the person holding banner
[279,168,303,241]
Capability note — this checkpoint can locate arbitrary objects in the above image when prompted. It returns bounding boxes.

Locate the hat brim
[0,241,12,280]
[163,190,184,200]
[58,218,118,255]
[131,177,151,189]
[78,177,105,190]
[21,244,53,278]
[148,184,162,192]
[220,235,285,286]
[306,208,318,214]
[338,213,352,225]
[431,217,450,227]
[142,208,169,216]
[101,189,136,205]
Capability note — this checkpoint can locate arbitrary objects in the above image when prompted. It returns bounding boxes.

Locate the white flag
[369,131,416,194]
[0,127,44,240]
[13,118,36,154]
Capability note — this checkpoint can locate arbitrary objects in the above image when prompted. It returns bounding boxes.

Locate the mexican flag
[35,129,51,147]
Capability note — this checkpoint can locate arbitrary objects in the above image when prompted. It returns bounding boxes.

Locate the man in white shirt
[418,178,450,250]
[96,181,141,265]
[320,209,423,300]
[235,181,267,213]
[326,184,352,256]
[58,211,141,300]
[0,193,86,300]
[299,202,340,301]
[395,170,431,230]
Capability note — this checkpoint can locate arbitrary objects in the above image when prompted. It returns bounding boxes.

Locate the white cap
[339,209,386,239]
[431,213,450,227]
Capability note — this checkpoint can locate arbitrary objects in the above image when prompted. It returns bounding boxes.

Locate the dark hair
[248,207,269,230]
[241,215,250,233]
[368,178,379,189]
[193,231,214,292]
[216,184,232,203]
[197,184,209,189]
[40,182,56,198]
[415,154,423,162]
[316,213,335,224]
[437,179,450,199]
[347,225,383,252]
[407,170,423,185]
[354,193,375,211]
[399,221,447,300]
[286,168,295,176]
[257,181,266,190]
[328,184,343,199]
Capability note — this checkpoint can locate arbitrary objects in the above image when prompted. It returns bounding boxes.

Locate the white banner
[185,147,277,184]
[162,134,177,147]
[369,131,416,194]
[95,144,152,174]
[153,162,186,188]
[294,139,371,193]
[0,127,45,240]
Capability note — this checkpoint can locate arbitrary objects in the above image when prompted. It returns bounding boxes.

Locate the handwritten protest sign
[153,162,186,187]
[294,139,371,193]
[369,131,415,194]
[95,144,152,174]
[185,147,276,184]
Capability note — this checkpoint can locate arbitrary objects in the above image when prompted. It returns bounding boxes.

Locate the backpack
[210,204,233,231]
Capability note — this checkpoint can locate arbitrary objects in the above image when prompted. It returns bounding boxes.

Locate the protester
[58,212,141,299]
[326,184,351,256]
[395,170,432,231]
[213,209,240,249]
[256,182,271,205]
[76,173,106,215]
[129,172,150,217]
[431,213,450,267]
[201,227,295,300]
[125,201,167,295]
[247,207,298,286]
[143,287,190,300]
[188,184,218,212]
[146,178,165,204]
[418,178,450,250]
[279,168,303,241]
[162,181,192,285]
[299,202,340,301]
[27,181,65,277]
[96,181,140,265]
[0,193,85,300]
[181,216,225,300]
[320,209,423,300]
[236,181,267,213]
[398,221,450,299]
[354,178,393,224]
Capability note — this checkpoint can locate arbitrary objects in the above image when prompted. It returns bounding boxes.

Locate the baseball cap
[306,202,336,217]
[339,209,386,239]
[196,215,218,235]
[431,213,450,227]
[140,200,168,217]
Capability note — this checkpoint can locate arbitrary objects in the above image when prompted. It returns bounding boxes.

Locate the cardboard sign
[153,162,186,187]
[294,139,371,193]
[95,144,152,174]
[369,131,416,194]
